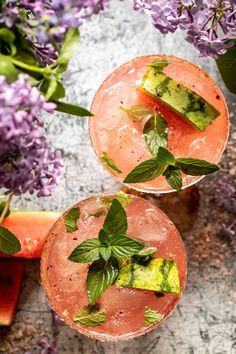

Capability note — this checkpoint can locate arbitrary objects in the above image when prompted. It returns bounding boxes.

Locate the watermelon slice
[0,211,61,258]
[0,259,24,326]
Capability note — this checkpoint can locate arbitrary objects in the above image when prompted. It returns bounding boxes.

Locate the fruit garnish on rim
[41,194,186,340]
[90,55,229,193]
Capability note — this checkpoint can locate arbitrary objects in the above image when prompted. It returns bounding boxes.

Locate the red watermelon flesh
[0,259,24,326]
[0,211,61,258]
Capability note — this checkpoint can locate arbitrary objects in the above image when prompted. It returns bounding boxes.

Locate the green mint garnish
[68,238,100,263]
[102,199,127,236]
[123,158,164,183]
[69,199,145,303]
[90,210,106,218]
[147,60,170,72]
[65,207,81,233]
[86,258,119,304]
[144,113,168,156]
[144,307,162,325]
[132,247,157,264]
[175,158,220,175]
[120,105,152,121]
[101,152,122,174]
[0,226,21,255]
[124,147,219,191]
[74,304,106,327]
[163,165,182,191]
[101,191,131,207]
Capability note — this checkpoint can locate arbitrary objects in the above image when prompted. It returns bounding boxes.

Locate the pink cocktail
[41,194,186,341]
[89,55,229,193]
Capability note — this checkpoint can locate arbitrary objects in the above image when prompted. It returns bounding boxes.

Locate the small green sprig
[68,199,144,303]
[124,147,219,191]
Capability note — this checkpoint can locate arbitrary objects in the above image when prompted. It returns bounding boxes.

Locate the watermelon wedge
[0,259,24,326]
[0,211,61,258]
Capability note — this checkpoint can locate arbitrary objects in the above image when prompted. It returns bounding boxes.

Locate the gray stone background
[0,1,236,353]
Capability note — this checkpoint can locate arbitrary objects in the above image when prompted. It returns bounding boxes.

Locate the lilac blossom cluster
[133,0,236,58]
[0,74,63,197]
[0,1,108,59]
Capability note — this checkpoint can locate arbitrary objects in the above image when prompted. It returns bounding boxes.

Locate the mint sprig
[101,152,122,174]
[0,226,21,255]
[144,113,168,156]
[68,199,145,304]
[74,304,106,327]
[124,147,219,191]
[65,207,81,233]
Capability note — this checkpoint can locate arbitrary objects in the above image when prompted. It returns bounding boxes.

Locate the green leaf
[115,191,131,207]
[0,28,16,55]
[147,60,170,72]
[99,246,112,261]
[110,235,144,259]
[65,207,81,233]
[216,39,236,94]
[144,113,168,156]
[120,105,152,120]
[144,307,162,325]
[74,304,106,327]
[98,229,109,245]
[103,199,127,236]
[57,28,80,70]
[86,258,119,304]
[0,226,21,255]
[90,209,106,218]
[0,197,10,218]
[101,152,122,174]
[41,78,65,101]
[176,158,220,176]
[0,55,19,82]
[163,165,182,191]
[132,247,157,263]
[124,158,164,183]
[156,147,175,165]
[68,238,101,263]
[53,100,93,117]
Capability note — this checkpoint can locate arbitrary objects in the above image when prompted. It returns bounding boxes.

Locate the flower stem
[0,193,13,225]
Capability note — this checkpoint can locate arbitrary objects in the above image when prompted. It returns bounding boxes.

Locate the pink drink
[41,195,187,341]
[89,55,229,193]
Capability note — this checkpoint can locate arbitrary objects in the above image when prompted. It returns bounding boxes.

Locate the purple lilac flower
[0,0,109,64]
[39,339,57,354]
[133,0,236,58]
[0,74,63,197]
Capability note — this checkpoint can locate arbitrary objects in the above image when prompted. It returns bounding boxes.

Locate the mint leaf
[132,247,157,263]
[98,229,109,245]
[68,238,100,263]
[115,191,131,207]
[156,147,175,165]
[101,152,122,174]
[144,307,162,325]
[163,165,182,191]
[124,158,164,183]
[86,258,119,304]
[110,235,144,259]
[176,158,220,176]
[100,192,131,207]
[90,210,105,218]
[0,226,21,255]
[53,100,93,117]
[74,304,106,327]
[121,105,152,120]
[103,199,127,236]
[144,113,168,156]
[99,246,111,261]
[147,60,170,72]
[65,207,80,233]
